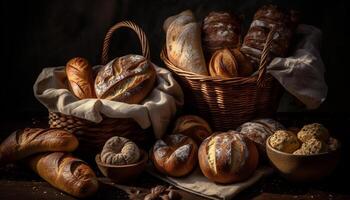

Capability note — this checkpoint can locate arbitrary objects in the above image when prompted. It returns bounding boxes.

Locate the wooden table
[0,112,349,200]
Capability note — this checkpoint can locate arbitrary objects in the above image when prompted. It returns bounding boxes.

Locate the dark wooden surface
[0,112,350,200]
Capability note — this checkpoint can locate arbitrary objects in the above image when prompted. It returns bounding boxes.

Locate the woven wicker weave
[161,29,283,131]
[49,21,153,153]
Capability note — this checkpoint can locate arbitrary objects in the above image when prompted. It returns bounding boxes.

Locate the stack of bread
[65,55,156,104]
[0,128,98,198]
[163,5,298,78]
[150,115,262,184]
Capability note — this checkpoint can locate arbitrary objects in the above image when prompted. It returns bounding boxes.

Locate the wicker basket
[49,21,154,153]
[161,29,283,131]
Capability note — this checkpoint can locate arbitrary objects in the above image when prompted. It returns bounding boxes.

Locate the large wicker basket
[161,29,283,131]
[49,21,154,153]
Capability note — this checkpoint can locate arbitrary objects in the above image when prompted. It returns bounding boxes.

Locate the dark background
[1,0,349,118]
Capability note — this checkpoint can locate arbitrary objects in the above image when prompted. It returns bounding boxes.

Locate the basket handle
[257,28,276,88]
[101,21,150,65]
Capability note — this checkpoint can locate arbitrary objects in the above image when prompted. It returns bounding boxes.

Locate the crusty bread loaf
[100,136,140,165]
[95,54,156,104]
[198,131,259,184]
[172,115,212,145]
[27,152,98,198]
[66,57,96,99]
[0,128,78,164]
[202,11,241,56]
[151,134,198,177]
[164,10,208,75]
[209,48,238,78]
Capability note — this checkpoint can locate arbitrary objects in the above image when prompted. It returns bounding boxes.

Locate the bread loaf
[94,54,156,104]
[164,10,208,75]
[151,134,198,177]
[231,48,254,77]
[66,57,96,99]
[0,128,78,164]
[241,5,297,67]
[100,136,140,165]
[202,11,241,56]
[172,115,212,144]
[209,48,238,78]
[27,152,98,198]
[198,131,258,184]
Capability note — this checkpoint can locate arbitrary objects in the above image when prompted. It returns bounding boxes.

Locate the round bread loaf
[202,11,241,56]
[293,138,328,155]
[198,131,259,184]
[172,115,212,144]
[151,134,198,177]
[237,118,285,156]
[297,123,329,143]
[66,57,96,99]
[269,130,300,153]
[94,54,156,104]
[100,136,140,165]
[209,48,238,78]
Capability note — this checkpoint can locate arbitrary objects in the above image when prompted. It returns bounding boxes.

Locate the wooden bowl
[266,136,340,182]
[95,150,148,183]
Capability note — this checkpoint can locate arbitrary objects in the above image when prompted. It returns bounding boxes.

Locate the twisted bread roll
[0,128,78,164]
[151,134,198,177]
[209,48,238,78]
[164,10,208,75]
[28,152,98,198]
[95,55,156,104]
[100,136,140,165]
[66,57,96,99]
[198,131,258,184]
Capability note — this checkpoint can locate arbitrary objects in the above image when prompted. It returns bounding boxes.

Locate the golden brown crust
[209,48,238,78]
[66,57,96,99]
[28,152,98,198]
[151,134,198,177]
[198,131,258,184]
[0,128,79,164]
[231,48,254,77]
[172,115,212,144]
[94,55,156,104]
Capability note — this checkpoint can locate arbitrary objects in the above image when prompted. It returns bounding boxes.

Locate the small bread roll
[269,130,300,153]
[100,136,140,165]
[297,123,329,143]
[231,48,254,77]
[172,115,212,144]
[209,48,238,78]
[293,138,328,155]
[151,134,198,177]
[198,131,259,184]
[65,57,96,99]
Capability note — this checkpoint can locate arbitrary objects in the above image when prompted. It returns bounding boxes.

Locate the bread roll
[241,5,297,67]
[269,130,300,153]
[95,54,156,104]
[209,48,238,78]
[27,152,98,198]
[66,57,96,99]
[164,10,208,75]
[198,131,258,184]
[151,134,198,177]
[297,123,329,143]
[237,118,285,156]
[100,136,140,165]
[0,128,79,164]
[172,115,212,144]
[231,48,254,77]
[202,11,241,56]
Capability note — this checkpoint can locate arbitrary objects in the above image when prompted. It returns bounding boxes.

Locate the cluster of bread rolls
[151,115,260,184]
[163,5,298,78]
[269,123,340,155]
[0,128,98,198]
[66,55,156,104]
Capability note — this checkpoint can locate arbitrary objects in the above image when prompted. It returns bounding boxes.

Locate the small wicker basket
[49,21,154,153]
[161,29,283,131]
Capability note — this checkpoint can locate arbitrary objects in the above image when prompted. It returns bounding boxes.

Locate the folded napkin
[33,61,184,139]
[147,165,273,200]
[265,24,327,109]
